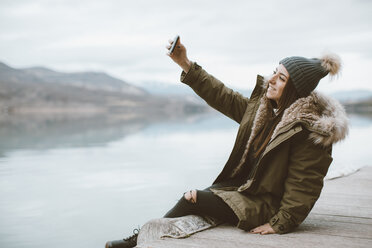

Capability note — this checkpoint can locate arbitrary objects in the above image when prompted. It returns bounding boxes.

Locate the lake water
[0,113,371,248]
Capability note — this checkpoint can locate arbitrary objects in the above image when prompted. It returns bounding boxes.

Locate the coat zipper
[238,124,303,192]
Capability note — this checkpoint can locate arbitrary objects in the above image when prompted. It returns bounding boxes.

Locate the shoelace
[123,228,140,242]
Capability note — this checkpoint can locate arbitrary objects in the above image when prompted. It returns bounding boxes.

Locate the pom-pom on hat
[279,53,341,97]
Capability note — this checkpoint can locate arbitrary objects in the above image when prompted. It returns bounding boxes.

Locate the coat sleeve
[268,130,333,234]
[180,62,249,124]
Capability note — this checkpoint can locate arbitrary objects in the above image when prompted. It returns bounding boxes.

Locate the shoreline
[325,166,366,180]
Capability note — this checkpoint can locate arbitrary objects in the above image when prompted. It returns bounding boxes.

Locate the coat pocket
[211,189,275,231]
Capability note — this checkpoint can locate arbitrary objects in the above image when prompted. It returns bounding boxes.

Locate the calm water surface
[0,113,371,247]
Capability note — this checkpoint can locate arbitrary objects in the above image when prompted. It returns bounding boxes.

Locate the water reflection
[0,114,146,155]
[0,111,223,157]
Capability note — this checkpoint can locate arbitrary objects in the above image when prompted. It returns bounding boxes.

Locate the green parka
[180,62,349,234]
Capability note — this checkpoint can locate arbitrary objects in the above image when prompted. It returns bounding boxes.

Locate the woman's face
[266,64,290,105]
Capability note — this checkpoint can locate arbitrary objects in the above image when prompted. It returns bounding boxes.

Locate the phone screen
[169,35,180,54]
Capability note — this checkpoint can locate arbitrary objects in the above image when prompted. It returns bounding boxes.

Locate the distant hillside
[343,97,372,115]
[330,89,372,103]
[136,80,252,98]
[22,65,146,95]
[0,61,208,118]
[325,90,372,115]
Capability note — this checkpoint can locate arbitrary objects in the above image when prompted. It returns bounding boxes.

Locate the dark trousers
[163,179,243,225]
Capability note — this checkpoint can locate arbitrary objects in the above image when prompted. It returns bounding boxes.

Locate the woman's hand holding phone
[166,35,191,73]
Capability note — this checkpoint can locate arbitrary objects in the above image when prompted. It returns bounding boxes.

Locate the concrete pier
[137,166,372,248]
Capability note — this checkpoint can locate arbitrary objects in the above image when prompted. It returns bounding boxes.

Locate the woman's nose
[269,75,277,84]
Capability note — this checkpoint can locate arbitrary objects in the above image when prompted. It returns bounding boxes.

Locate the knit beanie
[279,54,342,97]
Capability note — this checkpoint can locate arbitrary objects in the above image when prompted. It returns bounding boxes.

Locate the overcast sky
[1,0,372,93]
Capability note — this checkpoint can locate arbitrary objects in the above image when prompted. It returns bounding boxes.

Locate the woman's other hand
[249,223,276,235]
[166,36,191,73]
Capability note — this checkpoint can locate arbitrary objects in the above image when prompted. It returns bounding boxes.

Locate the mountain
[342,98,372,116]
[330,89,372,103]
[135,80,195,95]
[23,66,147,96]
[0,61,208,118]
[136,80,252,98]
[0,62,147,96]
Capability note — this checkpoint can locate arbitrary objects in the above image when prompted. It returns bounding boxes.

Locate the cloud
[0,0,371,91]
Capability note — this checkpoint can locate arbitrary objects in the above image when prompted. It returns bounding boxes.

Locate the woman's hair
[252,78,300,158]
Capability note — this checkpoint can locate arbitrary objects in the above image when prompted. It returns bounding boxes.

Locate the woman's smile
[268,85,276,91]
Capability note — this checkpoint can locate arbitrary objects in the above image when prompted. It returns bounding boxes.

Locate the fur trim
[231,89,349,178]
[273,91,349,146]
[321,53,342,76]
[231,96,269,177]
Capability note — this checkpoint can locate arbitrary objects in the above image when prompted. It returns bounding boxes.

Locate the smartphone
[169,35,180,54]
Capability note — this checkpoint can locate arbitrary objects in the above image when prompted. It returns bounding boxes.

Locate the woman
[105,37,348,248]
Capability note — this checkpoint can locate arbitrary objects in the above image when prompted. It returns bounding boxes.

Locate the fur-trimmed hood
[274,91,349,146]
[265,90,348,147]
[232,88,349,177]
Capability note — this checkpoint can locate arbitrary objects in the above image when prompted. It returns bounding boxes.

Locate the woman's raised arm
[166,37,249,123]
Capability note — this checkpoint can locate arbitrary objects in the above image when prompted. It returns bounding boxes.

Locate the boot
[105,228,140,248]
